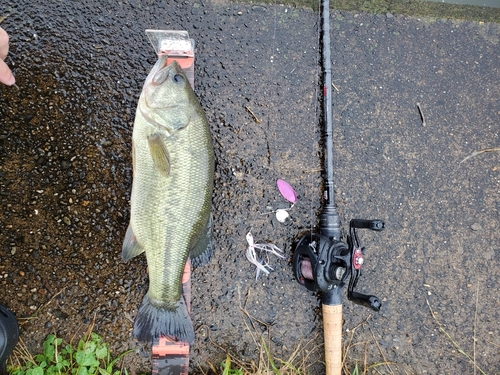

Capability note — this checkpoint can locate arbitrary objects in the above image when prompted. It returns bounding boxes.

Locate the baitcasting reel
[293,219,385,311]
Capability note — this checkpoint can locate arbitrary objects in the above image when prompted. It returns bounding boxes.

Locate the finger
[0,27,9,61]
[0,58,15,85]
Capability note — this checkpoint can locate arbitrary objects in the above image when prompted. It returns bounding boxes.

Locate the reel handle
[349,291,381,311]
[350,219,385,231]
[322,303,343,375]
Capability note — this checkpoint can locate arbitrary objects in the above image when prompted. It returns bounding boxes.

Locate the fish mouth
[148,58,183,87]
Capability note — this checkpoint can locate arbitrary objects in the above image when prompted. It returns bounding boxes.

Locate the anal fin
[122,224,145,261]
[190,213,214,268]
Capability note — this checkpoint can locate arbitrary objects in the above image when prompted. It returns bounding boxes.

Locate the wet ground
[0,0,499,374]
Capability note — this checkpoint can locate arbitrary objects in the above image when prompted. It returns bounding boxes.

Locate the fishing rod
[292,0,385,374]
[318,0,340,243]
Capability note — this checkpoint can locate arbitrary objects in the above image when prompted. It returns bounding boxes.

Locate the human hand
[0,27,15,86]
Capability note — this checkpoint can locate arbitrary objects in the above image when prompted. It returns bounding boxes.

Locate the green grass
[198,289,399,375]
[7,332,133,375]
[221,355,244,375]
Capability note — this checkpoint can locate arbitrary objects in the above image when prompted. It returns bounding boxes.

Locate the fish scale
[123,57,214,344]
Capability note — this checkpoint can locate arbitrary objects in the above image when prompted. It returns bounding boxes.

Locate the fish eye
[173,74,184,84]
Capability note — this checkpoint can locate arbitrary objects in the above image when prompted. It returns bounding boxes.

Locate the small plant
[221,355,243,375]
[8,332,133,375]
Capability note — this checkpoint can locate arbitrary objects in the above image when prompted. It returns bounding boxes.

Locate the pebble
[471,223,482,231]
[63,216,72,225]
[61,160,72,169]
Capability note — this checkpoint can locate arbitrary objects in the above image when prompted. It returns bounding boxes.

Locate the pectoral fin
[122,224,145,261]
[147,133,170,177]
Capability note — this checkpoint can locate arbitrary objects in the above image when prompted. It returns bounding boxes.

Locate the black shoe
[0,305,19,375]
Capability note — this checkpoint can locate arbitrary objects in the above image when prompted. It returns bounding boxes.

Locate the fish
[122,56,215,344]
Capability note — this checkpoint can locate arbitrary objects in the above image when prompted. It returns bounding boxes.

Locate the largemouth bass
[122,57,214,344]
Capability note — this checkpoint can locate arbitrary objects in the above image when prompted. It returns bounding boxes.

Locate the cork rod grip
[323,303,343,375]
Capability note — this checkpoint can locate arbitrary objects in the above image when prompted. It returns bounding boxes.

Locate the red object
[352,248,364,270]
[166,55,195,88]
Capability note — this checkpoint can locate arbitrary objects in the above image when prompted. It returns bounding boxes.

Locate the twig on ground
[426,298,486,375]
[346,314,372,334]
[18,287,67,325]
[244,105,262,123]
[473,283,480,375]
[460,147,500,164]
[416,103,426,126]
[368,327,395,375]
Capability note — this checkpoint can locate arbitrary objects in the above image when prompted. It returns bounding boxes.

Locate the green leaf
[77,339,85,351]
[90,333,101,343]
[84,342,97,354]
[75,343,99,368]
[95,345,108,360]
[31,367,44,375]
[9,368,24,375]
[44,345,55,361]
[63,344,74,356]
[45,334,55,344]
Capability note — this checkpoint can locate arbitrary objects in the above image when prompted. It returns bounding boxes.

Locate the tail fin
[133,294,194,344]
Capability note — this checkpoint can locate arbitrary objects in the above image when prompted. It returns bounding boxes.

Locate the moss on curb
[239,0,500,23]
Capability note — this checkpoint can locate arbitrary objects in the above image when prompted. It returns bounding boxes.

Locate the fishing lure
[245,232,285,280]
